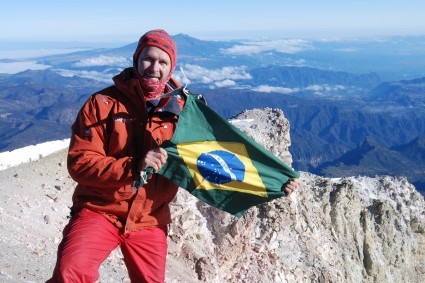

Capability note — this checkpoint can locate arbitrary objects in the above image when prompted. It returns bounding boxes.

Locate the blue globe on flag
[197,150,245,184]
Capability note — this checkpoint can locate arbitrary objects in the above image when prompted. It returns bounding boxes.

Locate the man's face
[137,46,172,81]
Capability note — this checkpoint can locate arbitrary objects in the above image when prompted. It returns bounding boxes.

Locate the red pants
[46,209,168,283]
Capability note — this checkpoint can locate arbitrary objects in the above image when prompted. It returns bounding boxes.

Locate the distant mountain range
[197,80,425,194]
[318,137,422,182]
[0,70,107,150]
[1,34,424,195]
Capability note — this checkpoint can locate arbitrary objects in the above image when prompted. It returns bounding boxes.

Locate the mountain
[390,136,425,191]
[391,135,425,161]
[199,87,425,160]
[29,34,425,82]
[0,70,108,151]
[1,34,425,196]
[248,66,381,90]
[367,77,425,106]
[316,137,425,192]
[1,109,424,282]
[173,33,236,57]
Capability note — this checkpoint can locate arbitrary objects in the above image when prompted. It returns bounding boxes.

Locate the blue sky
[1,0,425,48]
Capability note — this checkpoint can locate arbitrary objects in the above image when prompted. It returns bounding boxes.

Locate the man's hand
[139,147,168,172]
[283,178,301,196]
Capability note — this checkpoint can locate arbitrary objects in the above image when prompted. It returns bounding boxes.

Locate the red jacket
[67,67,184,232]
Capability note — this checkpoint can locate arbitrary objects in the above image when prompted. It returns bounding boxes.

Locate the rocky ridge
[0,108,424,282]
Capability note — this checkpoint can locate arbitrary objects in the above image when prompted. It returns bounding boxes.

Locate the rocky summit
[0,108,424,282]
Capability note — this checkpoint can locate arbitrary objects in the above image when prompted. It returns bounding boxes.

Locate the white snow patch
[229,119,254,124]
[0,139,70,171]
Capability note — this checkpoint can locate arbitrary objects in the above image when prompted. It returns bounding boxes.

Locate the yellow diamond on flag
[177,141,268,197]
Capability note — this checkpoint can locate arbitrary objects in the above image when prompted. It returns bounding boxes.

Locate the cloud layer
[174,64,252,88]
[74,55,131,67]
[55,69,116,83]
[0,61,50,74]
[222,39,314,55]
[252,84,347,95]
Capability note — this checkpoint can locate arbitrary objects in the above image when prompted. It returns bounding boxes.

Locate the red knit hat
[133,29,177,73]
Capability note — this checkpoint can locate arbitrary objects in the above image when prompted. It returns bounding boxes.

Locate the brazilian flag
[158,90,300,217]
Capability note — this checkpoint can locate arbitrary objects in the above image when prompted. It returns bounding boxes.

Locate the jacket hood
[132,29,177,76]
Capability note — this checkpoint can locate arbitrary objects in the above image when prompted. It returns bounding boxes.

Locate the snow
[228,118,254,124]
[0,139,70,171]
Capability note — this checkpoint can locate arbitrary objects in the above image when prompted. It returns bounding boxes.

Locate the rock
[0,108,424,283]
[163,109,425,282]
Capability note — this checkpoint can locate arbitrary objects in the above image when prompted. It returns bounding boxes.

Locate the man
[47,29,182,283]
[47,29,300,282]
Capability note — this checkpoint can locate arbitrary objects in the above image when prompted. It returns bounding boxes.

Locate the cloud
[334,48,359,53]
[0,48,90,60]
[252,84,346,94]
[214,79,237,88]
[57,63,251,86]
[55,69,114,83]
[222,39,314,55]
[74,55,131,67]
[174,64,252,87]
[252,85,299,94]
[0,61,50,74]
[304,84,346,92]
